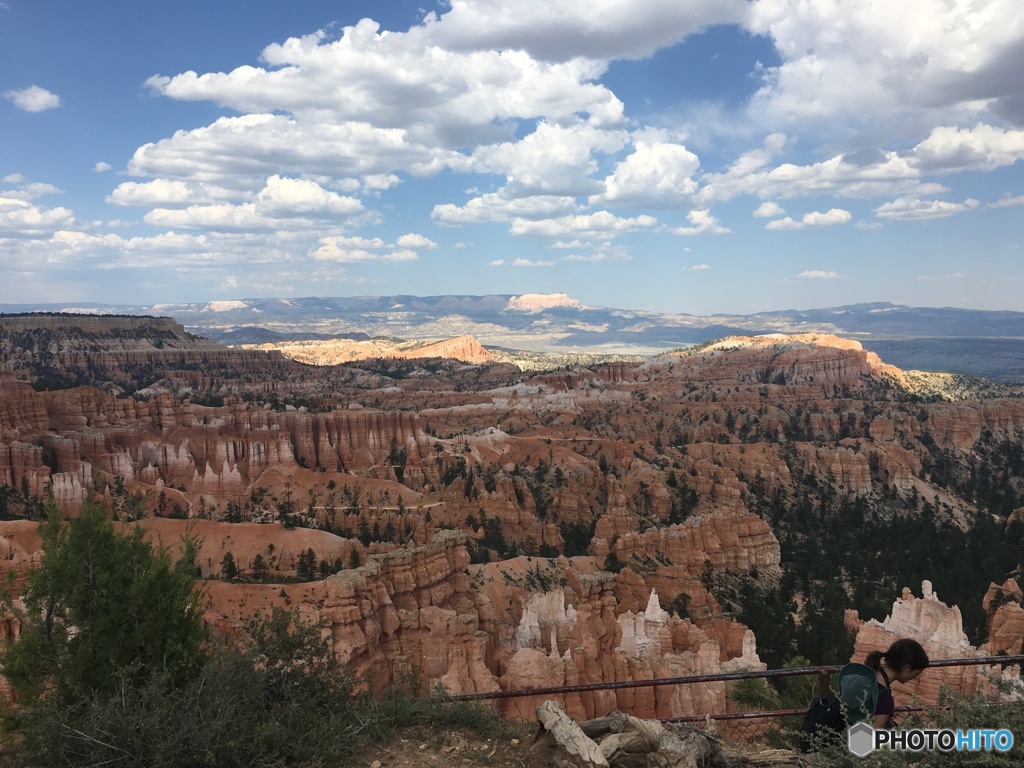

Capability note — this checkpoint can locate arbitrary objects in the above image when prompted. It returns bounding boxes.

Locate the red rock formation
[654,333,907,394]
[654,512,775,573]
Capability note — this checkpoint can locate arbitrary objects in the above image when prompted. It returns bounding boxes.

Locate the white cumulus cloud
[0,197,75,235]
[144,20,626,157]
[142,176,366,232]
[4,85,60,112]
[673,209,731,236]
[591,141,701,208]
[753,201,785,218]
[745,0,1024,134]
[255,175,363,217]
[911,124,1024,174]
[467,121,627,197]
[108,179,202,207]
[311,233,432,263]
[422,0,749,61]
[395,233,437,250]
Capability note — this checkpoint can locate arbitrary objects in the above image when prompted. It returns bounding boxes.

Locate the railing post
[818,670,831,699]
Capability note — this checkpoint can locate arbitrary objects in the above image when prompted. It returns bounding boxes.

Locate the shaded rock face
[849,581,1021,705]
[0,314,288,393]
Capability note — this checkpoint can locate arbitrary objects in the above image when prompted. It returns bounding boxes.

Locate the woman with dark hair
[864,639,930,728]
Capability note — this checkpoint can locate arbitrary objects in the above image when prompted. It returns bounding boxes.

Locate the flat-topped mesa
[505,293,582,312]
[0,313,185,334]
[0,313,223,357]
[654,332,908,392]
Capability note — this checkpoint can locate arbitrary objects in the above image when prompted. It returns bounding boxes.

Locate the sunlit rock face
[248,335,495,366]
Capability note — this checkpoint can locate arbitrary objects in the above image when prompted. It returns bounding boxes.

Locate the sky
[1,0,1023,315]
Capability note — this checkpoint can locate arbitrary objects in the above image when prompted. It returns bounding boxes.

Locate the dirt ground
[361,722,538,768]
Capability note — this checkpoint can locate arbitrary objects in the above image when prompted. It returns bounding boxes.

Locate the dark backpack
[799,663,880,753]
[798,693,846,753]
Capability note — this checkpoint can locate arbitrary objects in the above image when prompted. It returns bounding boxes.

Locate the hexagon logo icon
[848,722,875,757]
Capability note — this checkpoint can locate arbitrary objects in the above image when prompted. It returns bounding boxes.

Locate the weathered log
[533,700,609,767]
[534,700,805,768]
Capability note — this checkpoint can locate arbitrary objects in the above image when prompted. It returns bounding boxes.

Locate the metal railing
[449,654,1024,738]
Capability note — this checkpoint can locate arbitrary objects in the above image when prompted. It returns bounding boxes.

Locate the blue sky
[2,0,1022,314]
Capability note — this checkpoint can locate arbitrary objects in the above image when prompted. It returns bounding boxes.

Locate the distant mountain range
[4,295,1024,382]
